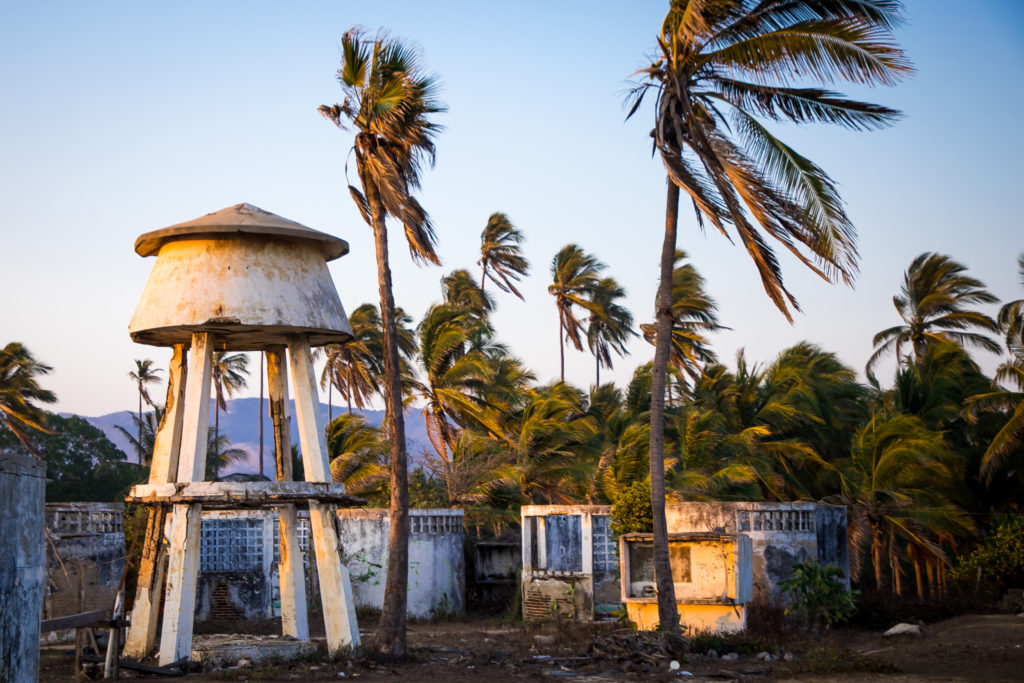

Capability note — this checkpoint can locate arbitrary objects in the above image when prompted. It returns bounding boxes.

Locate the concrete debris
[721,652,739,661]
[884,622,922,637]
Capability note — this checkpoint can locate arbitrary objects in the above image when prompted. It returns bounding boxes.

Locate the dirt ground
[39,612,1024,682]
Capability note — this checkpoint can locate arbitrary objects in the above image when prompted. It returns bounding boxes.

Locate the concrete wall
[1,452,46,683]
[193,508,465,620]
[336,508,465,618]
[43,503,125,621]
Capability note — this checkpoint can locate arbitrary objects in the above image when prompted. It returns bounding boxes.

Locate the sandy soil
[38,612,1024,682]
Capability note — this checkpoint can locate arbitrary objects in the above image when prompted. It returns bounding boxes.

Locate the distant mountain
[74,398,431,476]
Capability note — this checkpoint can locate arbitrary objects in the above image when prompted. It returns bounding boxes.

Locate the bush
[609,479,653,536]
[779,561,857,632]
[950,516,1024,593]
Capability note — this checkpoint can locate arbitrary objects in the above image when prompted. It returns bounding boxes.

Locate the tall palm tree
[0,342,56,456]
[626,0,910,630]
[586,277,636,386]
[867,253,1000,379]
[478,212,530,299]
[549,244,605,382]
[128,359,162,464]
[211,351,249,456]
[319,28,445,656]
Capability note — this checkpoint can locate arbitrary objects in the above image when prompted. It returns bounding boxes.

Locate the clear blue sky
[2,1,1022,416]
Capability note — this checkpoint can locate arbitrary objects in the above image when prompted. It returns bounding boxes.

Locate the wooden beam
[39,610,107,632]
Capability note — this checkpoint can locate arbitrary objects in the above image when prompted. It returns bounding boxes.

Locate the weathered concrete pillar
[288,339,359,651]
[124,343,187,659]
[267,348,309,640]
[0,452,46,683]
[159,332,212,666]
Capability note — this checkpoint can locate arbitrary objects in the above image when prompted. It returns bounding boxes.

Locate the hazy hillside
[75,398,430,476]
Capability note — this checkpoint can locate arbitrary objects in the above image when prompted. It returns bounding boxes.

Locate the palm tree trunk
[595,354,600,387]
[480,267,487,293]
[872,523,884,591]
[649,179,681,632]
[328,379,333,425]
[368,191,410,657]
[559,323,565,382]
[137,389,143,464]
[912,549,924,602]
[346,365,353,415]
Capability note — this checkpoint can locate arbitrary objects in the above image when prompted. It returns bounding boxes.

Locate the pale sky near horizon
[1,1,1022,417]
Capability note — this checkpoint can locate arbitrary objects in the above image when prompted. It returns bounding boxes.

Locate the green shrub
[609,479,653,536]
[779,561,857,631]
[950,516,1024,592]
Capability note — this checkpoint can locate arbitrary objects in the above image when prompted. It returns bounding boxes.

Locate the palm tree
[626,0,910,630]
[211,351,249,456]
[966,254,1024,484]
[0,342,56,456]
[586,277,636,386]
[128,359,162,464]
[443,269,495,315]
[838,412,972,594]
[478,212,530,299]
[549,244,605,382]
[867,253,1000,379]
[641,251,722,390]
[327,413,389,504]
[321,304,389,417]
[319,28,445,656]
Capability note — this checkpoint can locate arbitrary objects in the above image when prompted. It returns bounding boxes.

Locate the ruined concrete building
[521,502,848,629]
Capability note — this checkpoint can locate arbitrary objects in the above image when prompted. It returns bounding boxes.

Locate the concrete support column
[288,338,359,651]
[0,453,46,683]
[159,332,212,666]
[124,343,187,659]
[266,347,308,640]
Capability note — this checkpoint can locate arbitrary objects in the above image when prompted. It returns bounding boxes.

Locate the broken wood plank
[40,610,107,632]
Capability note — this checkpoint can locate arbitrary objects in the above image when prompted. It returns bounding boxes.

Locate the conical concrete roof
[134,203,348,260]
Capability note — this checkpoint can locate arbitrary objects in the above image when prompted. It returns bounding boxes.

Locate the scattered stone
[884,623,922,637]
[534,635,556,647]
[237,657,252,669]
[783,652,795,661]
[721,652,739,661]
[707,649,718,658]
[669,660,681,670]
[755,651,776,662]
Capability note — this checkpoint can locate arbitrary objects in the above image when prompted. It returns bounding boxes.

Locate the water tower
[123,203,360,665]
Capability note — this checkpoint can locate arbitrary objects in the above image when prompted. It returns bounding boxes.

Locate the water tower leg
[159,333,212,666]
[288,338,360,651]
[266,348,309,640]
[124,343,187,659]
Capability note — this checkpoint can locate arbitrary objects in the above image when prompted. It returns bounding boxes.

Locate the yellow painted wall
[626,602,746,634]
